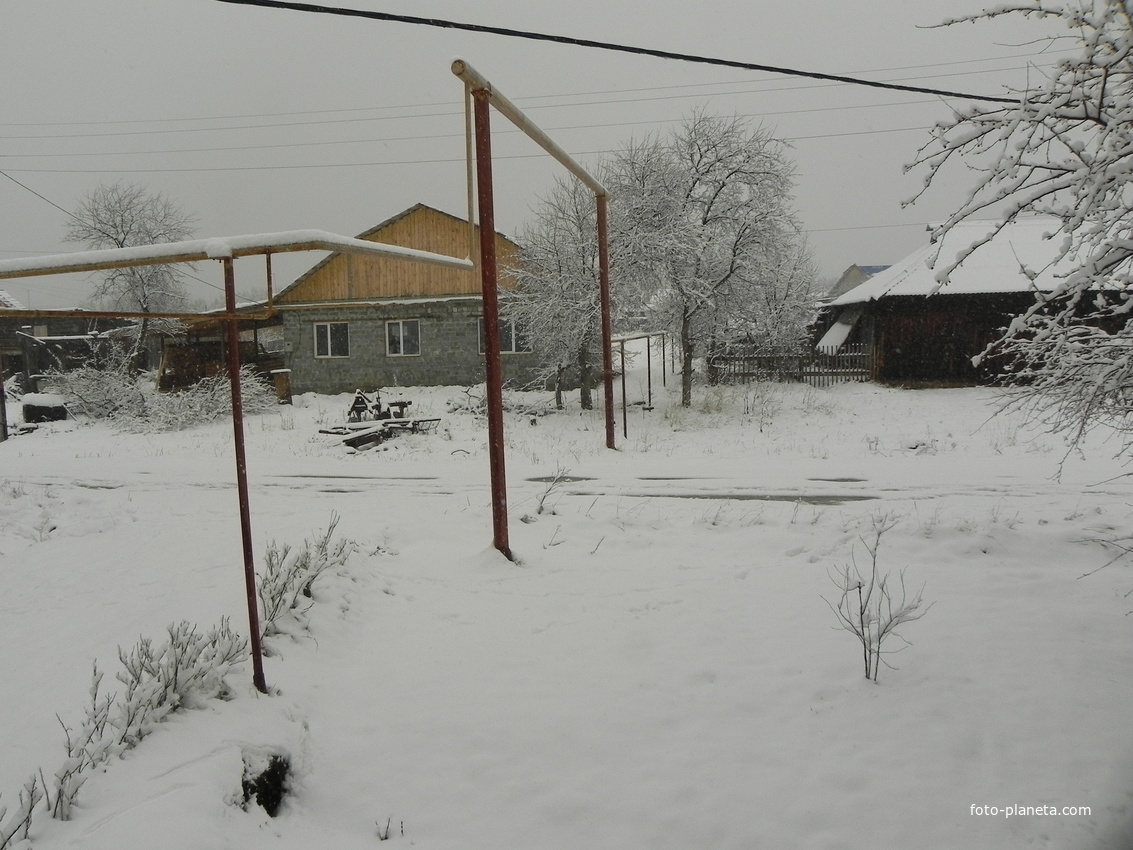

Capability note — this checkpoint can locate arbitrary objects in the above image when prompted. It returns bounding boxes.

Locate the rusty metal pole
[265,253,275,309]
[452,60,614,452]
[620,340,628,439]
[646,335,653,409]
[471,88,512,560]
[223,258,268,693]
[597,195,616,450]
[0,353,8,443]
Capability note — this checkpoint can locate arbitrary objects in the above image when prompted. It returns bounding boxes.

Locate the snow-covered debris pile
[47,365,275,432]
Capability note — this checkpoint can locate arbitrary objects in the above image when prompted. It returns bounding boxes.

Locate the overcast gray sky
[1,0,1065,308]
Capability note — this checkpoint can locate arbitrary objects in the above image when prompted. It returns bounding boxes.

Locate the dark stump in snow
[242,754,290,817]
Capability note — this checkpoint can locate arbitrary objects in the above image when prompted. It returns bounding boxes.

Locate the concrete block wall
[282,298,542,394]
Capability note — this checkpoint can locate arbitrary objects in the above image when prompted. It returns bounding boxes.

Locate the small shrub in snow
[0,775,43,849]
[444,384,551,420]
[742,382,781,433]
[47,619,248,821]
[823,514,932,683]
[695,386,733,415]
[446,384,486,417]
[376,817,403,840]
[259,514,354,640]
[534,467,571,517]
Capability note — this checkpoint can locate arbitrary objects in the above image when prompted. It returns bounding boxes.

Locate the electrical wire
[0,46,1069,132]
[0,2,1041,277]
[4,99,942,161]
[0,169,82,223]
[1,125,932,175]
[212,0,1019,104]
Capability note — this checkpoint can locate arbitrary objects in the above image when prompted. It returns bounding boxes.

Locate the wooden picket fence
[710,344,873,388]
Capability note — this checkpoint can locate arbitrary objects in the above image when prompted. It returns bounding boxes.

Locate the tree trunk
[578,344,593,410]
[130,316,150,371]
[680,312,694,407]
[706,332,721,386]
[554,365,564,410]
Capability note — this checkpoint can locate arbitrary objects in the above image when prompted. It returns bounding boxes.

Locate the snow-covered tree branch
[504,173,606,408]
[609,109,816,406]
[908,1,1133,452]
[509,109,815,409]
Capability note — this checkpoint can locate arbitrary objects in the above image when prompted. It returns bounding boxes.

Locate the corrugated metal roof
[831,217,1068,305]
[0,290,24,309]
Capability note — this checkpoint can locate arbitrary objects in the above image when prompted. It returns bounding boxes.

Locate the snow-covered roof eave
[0,230,474,281]
[829,217,1078,306]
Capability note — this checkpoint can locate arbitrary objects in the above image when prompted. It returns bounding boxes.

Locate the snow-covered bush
[44,360,143,420]
[47,619,248,821]
[116,366,277,432]
[2,373,24,403]
[823,515,932,683]
[49,363,276,432]
[445,384,553,420]
[446,385,486,416]
[259,514,354,640]
[0,775,42,849]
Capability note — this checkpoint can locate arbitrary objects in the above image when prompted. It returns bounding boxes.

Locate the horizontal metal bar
[0,229,474,281]
[0,307,274,322]
[452,58,608,198]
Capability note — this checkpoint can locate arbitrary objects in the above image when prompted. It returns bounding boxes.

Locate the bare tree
[908,1,1133,454]
[610,109,814,406]
[66,181,197,366]
[824,514,932,683]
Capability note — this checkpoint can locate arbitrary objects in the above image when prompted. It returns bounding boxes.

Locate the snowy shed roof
[830,217,1068,306]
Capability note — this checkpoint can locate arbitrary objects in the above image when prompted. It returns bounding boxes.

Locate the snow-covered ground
[1,375,1130,849]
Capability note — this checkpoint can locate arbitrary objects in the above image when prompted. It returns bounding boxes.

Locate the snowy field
[1,376,1130,849]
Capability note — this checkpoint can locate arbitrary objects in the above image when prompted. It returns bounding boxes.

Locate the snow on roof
[831,217,1069,305]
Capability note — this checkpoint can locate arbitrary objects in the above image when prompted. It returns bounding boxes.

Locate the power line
[0,47,1067,132]
[5,100,940,161]
[1,124,931,176]
[0,168,81,223]
[213,0,1019,105]
[0,69,989,142]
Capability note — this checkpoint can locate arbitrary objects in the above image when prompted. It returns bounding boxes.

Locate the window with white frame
[478,317,531,354]
[386,319,421,356]
[313,321,349,358]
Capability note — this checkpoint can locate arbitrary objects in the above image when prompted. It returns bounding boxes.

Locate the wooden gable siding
[278,205,518,304]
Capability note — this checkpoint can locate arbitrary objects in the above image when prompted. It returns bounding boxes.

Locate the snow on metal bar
[452,58,608,198]
[0,229,474,280]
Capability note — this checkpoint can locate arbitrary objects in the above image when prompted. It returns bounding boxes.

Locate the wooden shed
[821,217,1070,385]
